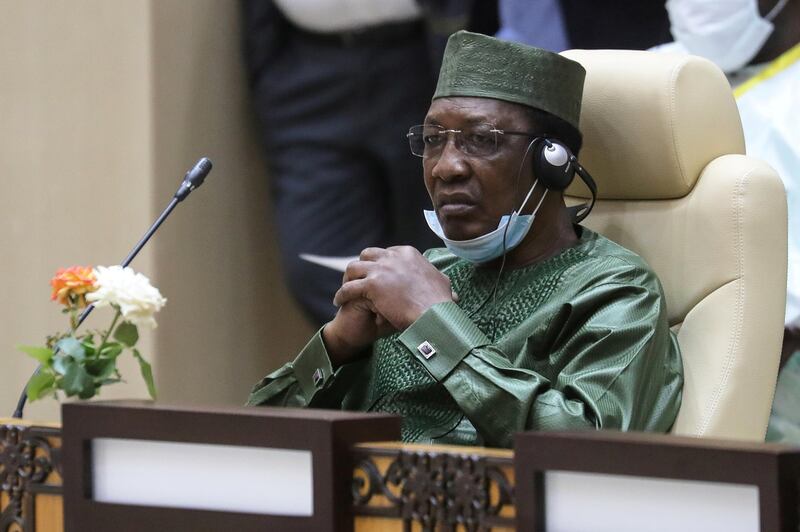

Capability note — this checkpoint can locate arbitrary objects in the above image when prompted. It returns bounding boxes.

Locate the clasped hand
[322,246,455,367]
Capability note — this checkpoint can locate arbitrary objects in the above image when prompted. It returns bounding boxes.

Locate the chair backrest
[561,49,787,441]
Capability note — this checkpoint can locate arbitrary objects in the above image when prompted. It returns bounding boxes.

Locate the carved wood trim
[352,445,515,531]
[0,424,62,532]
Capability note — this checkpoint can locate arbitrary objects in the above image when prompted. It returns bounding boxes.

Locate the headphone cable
[467,137,541,339]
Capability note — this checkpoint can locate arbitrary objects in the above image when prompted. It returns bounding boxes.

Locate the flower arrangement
[18,265,166,401]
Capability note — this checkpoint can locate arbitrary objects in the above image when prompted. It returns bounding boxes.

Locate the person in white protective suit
[653,0,800,442]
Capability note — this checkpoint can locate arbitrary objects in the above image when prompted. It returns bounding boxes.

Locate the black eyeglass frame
[406,124,549,159]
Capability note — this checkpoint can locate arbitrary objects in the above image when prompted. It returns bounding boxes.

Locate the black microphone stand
[12,158,211,419]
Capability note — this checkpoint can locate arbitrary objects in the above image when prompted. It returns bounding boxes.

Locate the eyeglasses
[407,123,538,159]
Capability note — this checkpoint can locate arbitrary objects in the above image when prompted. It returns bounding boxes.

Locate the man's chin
[440,222,490,242]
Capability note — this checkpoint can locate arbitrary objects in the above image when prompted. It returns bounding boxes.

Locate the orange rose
[50,266,97,307]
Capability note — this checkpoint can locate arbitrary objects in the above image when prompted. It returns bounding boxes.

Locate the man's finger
[452,290,460,303]
[387,245,422,258]
[342,260,375,283]
[359,247,388,262]
[333,278,370,307]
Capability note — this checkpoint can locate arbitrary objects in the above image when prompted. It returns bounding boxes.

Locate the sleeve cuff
[292,327,336,403]
[398,301,490,381]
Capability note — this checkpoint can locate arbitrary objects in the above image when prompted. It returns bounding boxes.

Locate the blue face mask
[424,182,547,264]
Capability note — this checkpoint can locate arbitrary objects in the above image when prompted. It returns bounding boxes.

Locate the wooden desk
[1,417,514,532]
[7,411,799,531]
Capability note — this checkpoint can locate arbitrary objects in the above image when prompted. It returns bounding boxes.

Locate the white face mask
[424,181,547,264]
[665,0,788,73]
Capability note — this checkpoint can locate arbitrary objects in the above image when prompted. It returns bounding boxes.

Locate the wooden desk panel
[2,420,517,532]
[10,419,800,532]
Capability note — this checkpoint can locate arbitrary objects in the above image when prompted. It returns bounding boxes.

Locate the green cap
[433,31,586,130]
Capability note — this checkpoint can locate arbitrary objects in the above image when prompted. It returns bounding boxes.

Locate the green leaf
[18,345,54,365]
[99,343,123,359]
[52,354,75,376]
[78,386,97,400]
[85,357,118,380]
[132,349,157,400]
[114,321,139,347]
[61,363,96,399]
[26,371,55,401]
[56,337,86,361]
[80,339,97,357]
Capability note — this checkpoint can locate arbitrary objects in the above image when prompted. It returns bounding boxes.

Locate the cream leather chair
[561,50,787,441]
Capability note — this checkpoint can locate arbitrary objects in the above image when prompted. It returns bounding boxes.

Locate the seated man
[248,31,683,448]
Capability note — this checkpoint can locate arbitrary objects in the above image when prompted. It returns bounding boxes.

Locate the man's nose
[431,136,469,182]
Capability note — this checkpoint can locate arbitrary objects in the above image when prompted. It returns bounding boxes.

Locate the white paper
[544,470,759,532]
[92,438,313,516]
[299,253,358,272]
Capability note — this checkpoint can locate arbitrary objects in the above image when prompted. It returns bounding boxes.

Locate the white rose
[86,266,167,328]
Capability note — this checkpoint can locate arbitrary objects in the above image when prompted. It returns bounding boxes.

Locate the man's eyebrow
[423,116,496,126]
[463,116,495,126]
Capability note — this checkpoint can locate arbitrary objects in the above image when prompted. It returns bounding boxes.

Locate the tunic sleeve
[246,327,366,409]
[397,273,683,448]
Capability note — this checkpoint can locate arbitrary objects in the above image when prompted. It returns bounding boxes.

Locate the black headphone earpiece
[532,138,576,191]
[531,137,598,224]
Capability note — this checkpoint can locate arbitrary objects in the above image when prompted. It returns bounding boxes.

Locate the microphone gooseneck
[11,157,213,419]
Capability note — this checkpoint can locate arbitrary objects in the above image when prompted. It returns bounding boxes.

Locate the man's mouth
[438,203,476,216]
[437,193,477,216]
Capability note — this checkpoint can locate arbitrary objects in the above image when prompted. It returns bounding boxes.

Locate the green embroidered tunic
[247,228,683,448]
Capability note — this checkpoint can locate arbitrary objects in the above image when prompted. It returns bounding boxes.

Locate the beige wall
[0,0,312,421]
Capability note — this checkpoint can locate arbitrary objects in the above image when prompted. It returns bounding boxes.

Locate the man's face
[422,97,538,241]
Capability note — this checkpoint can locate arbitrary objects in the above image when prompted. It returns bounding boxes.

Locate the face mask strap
[530,187,549,216]
[765,0,789,21]
[500,187,548,258]
[518,179,540,213]
[513,136,550,214]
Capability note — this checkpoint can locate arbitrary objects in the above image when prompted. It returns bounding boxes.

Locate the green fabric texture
[766,350,800,443]
[247,228,683,448]
[433,30,586,130]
